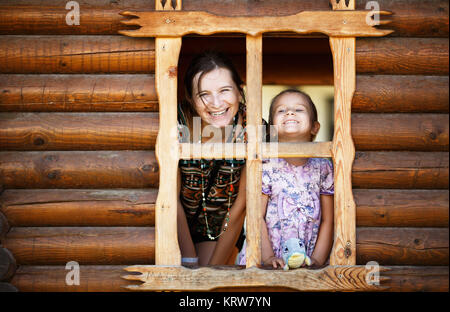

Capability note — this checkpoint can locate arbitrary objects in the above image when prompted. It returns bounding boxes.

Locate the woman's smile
[192,67,241,129]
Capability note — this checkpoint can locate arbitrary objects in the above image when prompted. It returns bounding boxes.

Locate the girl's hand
[263,256,285,269]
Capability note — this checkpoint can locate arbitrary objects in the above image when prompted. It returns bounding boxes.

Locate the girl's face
[191,67,242,129]
[271,92,320,142]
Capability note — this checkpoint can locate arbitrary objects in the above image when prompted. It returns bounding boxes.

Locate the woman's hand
[263,256,285,269]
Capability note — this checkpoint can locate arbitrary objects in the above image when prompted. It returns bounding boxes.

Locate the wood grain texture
[3,227,155,265]
[0,247,16,282]
[356,38,449,75]
[356,227,449,266]
[1,151,446,190]
[123,265,387,291]
[329,37,356,266]
[0,36,155,74]
[11,265,139,292]
[1,1,447,37]
[10,265,449,292]
[153,0,182,266]
[0,75,158,112]
[245,34,263,268]
[353,75,449,113]
[352,151,449,189]
[355,189,449,227]
[0,112,159,150]
[6,112,442,152]
[352,114,449,151]
[119,10,392,37]
[0,189,156,227]
[0,151,159,189]
[381,266,448,292]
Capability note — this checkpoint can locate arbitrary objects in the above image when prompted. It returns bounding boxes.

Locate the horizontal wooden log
[0,151,159,189]
[2,188,446,228]
[355,0,449,38]
[10,265,449,292]
[3,226,447,266]
[11,265,137,292]
[1,151,447,189]
[381,266,449,292]
[0,36,155,74]
[0,112,158,150]
[352,114,449,151]
[0,75,158,112]
[2,112,447,152]
[1,0,447,38]
[356,227,449,266]
[355,189,449,227]
[352,151,449,189]
[0,247,16,282]
[356,38,449,75]
[0,189,156,227]
[353,75,449,113]
[3,227,155,265]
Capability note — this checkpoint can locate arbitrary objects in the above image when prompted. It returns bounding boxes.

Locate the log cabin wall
[0,0,448,292]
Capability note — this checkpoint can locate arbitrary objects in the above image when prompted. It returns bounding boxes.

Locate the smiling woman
[176,51,248,266]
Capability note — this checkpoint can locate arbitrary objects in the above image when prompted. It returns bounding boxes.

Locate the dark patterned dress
[178,104,247,244]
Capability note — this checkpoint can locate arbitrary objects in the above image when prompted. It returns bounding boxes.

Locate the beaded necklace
[199,113,239,240]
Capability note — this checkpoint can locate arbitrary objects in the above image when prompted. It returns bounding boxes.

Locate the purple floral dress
[238,158,334,265]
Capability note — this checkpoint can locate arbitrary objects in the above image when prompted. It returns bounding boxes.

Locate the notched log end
[119,11,143,36]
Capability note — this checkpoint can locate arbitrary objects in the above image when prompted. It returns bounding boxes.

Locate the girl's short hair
[268,89,318,126]
[181,51,245,129]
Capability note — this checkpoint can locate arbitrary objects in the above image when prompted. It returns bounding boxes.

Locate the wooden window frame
[121,0,393,291]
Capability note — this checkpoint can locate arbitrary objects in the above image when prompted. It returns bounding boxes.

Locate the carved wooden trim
[120,10,392,38]
[122,265,390,291]
[153,0,182,266]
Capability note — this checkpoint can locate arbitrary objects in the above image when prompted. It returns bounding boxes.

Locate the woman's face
[191,67,242,128]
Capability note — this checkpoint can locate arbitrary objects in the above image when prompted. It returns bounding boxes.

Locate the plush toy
[281,237,311,270]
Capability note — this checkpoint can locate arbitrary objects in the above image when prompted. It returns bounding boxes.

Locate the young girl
[239,89,334,268]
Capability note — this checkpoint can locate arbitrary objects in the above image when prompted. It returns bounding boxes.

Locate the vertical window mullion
[245,34,263,268]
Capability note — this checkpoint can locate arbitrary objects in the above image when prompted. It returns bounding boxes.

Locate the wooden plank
[123,265,388,291]
[355,189,449,227]
[0,247,16,282]
[245,34,263,268]
[0,189,156,227]
[381,266,449,292]
[2,226,446,268]
[0,75,158,112]
[11,265,138,292]
[353,75,449,113]
[3,227,155,265]
[352,151,449,189]
[0,112,159,151]
[352,113,449,151]
[355,0,449,38]
[357,227,449,266]
[0,151,159,189]
[10,265,449,292]
[1,151,446,190]
[2,0,446,37]
[153,0,182,266]
[329,37,356,266]
[0,36,155,74]
[119,10,392,38]
[356,38,449,75]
